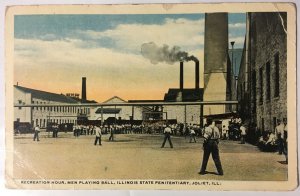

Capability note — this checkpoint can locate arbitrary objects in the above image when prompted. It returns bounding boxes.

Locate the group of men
[256,118,288,163]
[32,116,288,175]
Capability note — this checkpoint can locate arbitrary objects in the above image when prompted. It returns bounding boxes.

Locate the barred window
[274,53,280,97]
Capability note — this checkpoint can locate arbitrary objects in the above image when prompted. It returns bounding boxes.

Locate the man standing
[189,126,197,143]
[161,124,173,148]
[275,119,285,154]
[240,124,246,144]
[108,125,114,141]
[94,126,102,146]
[283,118,288,164]
[52,124,59,138]
[199,118,223,176]
[33,124,40,142]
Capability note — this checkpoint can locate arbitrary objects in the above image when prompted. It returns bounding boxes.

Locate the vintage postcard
[4,3,298,190]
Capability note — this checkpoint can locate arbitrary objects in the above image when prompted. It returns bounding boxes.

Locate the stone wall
[239,12,287,132]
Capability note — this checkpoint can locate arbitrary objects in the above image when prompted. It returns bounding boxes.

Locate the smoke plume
[141,42,198,64]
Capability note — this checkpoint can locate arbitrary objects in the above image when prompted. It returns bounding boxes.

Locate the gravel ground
[13,133,288,181]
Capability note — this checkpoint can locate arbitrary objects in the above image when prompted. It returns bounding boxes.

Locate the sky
[14,13,246,102]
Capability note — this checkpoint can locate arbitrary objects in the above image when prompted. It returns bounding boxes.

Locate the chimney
[180,61,184,90]
[81,77,86,102]
[195,61,199,89]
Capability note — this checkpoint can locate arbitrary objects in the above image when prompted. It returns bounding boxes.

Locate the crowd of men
[257,118,288,163]
[30,115,288,177]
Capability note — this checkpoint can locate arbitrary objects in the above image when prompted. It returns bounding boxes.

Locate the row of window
[32,105,90,114]
[260,116,286,132]
[258,52,281,103]
[239,53,281,105]
[35,118,77,128]
[28,100,90,114]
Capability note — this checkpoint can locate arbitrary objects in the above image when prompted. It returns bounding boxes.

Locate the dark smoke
[185,55,199,63]
[141,42,198,64]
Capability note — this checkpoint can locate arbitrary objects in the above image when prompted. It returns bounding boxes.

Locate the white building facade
[14,85,90,128]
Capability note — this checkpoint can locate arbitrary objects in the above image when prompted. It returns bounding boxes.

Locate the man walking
[33,124,40,142]
[161,124,173,148]
[199,119,223,176]
[94,125,102,146]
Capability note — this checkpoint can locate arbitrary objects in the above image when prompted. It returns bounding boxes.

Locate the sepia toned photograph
[4,3,298,190]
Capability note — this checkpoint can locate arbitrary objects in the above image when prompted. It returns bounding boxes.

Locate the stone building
[237,12,287,132]
[14,85,90,128]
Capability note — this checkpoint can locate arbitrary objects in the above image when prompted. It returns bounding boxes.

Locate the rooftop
[164,88,204,102]
[14,85,97,104]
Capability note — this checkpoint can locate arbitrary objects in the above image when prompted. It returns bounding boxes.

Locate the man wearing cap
[199,119,223,176]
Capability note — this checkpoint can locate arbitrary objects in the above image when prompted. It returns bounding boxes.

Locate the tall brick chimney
[81,77,86,102]
[180,61,184,90]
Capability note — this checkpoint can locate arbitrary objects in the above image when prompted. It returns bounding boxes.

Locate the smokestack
[180,61,184,90]
[81,77,86,102]
[195,61,199,89]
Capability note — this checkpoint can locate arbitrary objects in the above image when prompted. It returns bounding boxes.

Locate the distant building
[237,12,287,132]
[14,85,91,128]
[90,96,143,122]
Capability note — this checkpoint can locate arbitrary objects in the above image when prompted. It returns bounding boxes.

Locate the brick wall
[249,12,287,132]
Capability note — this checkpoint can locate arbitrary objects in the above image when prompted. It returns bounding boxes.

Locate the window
[273,117,277,130]
[274,53,280,97]
[266,62,271,100]
[259,67,263,103]
[252,70,257,113]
